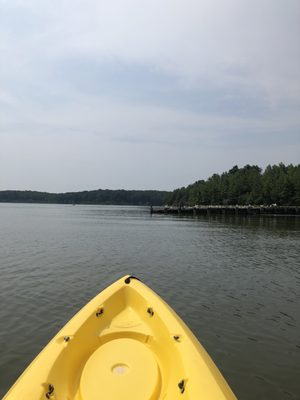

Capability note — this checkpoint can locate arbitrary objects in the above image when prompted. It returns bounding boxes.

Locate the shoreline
[151,205,300,217]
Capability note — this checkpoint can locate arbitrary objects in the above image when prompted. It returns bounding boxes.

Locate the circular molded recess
[80,338,160,400]
[112,363,129,375]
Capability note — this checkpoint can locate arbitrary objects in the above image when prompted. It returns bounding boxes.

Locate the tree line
[166,163,300,206]
[1,163,299,206]
[0,189,168,206]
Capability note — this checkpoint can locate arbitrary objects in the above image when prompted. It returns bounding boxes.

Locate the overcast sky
[1,0,299,192]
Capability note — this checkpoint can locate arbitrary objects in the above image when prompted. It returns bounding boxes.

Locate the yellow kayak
[4,275,237,399]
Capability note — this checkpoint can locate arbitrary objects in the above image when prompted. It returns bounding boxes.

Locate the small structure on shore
[151,205,300,216]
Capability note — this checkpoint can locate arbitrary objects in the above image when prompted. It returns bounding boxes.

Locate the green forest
[166,163,300,206]
[0,189,168,206]
[1,163,299,206]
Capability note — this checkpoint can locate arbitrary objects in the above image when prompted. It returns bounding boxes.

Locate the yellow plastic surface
[80,338,160,400]
[3,275,237,399]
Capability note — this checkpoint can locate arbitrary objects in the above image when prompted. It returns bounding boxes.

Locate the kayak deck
[4,275,237,399]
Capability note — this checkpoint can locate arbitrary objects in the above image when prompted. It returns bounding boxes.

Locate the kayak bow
[4,275,237,399]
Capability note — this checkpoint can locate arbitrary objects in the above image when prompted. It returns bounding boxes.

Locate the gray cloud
[0,0,299,191]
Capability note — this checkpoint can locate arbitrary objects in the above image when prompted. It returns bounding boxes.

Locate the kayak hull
[3,275,237,399]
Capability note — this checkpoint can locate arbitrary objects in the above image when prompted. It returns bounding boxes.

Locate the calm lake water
[0,203,299,399]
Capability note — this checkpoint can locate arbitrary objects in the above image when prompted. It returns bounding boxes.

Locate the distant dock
[151,205,300,216]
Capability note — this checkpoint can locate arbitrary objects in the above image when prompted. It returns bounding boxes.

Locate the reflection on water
[0,204,299,399]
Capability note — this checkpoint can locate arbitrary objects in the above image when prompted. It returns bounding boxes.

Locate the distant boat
[3,276,237,399]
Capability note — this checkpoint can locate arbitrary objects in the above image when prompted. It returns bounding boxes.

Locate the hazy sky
[1,0,299,192]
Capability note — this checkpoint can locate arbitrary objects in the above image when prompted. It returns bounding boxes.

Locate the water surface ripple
[0,204,299,399]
